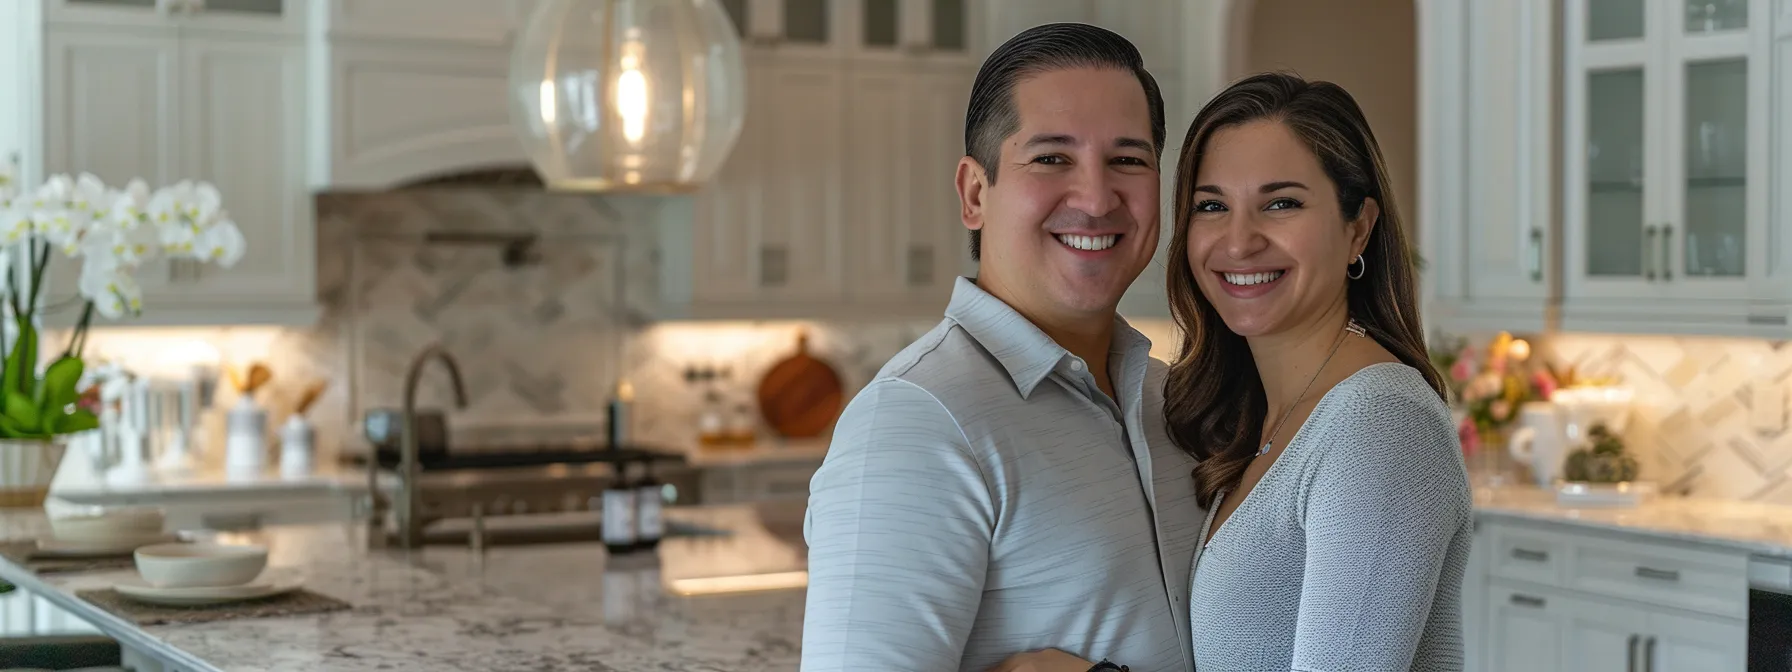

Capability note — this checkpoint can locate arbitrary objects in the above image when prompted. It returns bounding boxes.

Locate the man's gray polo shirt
[801,277,1204,672]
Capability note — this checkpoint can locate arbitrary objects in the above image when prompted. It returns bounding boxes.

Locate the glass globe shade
[509,0,746,192]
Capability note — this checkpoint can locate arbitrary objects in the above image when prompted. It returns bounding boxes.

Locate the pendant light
[508,0,746,192]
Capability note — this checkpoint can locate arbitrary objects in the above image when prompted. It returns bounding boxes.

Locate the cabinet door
[980,0,1087,58]
[756,60,844,302]
[1657,0,1763,301]
[1564,0,1660,301]
[167,35,312,309]
[1562,594,1651,672]
[1483,582,1567,672]
[843,66,968,306]
[41,29,182,305]
[1642,608,1747,672]
[1462,0,1554,306]
[689,60,769,303]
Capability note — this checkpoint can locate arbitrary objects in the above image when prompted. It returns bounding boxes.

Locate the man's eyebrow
[1021,134,1155,153]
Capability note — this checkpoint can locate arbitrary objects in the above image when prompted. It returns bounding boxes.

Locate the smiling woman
[1162,72,1470,672]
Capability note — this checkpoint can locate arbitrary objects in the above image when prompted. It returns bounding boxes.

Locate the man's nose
[1064,163,1122,218]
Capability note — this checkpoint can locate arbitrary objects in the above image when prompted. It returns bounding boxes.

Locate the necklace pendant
[1257,441,1272,457]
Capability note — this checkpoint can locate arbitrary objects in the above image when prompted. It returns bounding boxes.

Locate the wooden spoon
[243,363,272,395]
[294,379,328,416]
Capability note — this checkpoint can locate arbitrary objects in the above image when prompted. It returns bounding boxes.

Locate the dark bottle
[601,460,637,554]
[634,461,664,551]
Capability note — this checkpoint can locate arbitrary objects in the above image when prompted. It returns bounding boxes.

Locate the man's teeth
[1223,271,1285,286]
[1057,234,1117,251]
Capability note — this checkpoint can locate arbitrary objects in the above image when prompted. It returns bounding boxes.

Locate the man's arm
[802,378,996,672]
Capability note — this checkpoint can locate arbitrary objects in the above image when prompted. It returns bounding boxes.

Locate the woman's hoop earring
[1347,254,1367,280]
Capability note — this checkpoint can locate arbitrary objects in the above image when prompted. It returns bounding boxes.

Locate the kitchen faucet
[368,343,469,549]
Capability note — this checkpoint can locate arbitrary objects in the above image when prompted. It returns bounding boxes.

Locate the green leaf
[3,390,40,434]
[39,356,83,413]
[0,320,25,399]
[56,409,97,434]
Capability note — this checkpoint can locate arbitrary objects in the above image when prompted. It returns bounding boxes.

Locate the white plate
[34,534,183,558]
[113,576,302,607]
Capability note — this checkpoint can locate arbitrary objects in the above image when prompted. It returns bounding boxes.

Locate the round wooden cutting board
[756,331,845,439]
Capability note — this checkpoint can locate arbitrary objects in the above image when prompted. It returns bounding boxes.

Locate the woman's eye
[1265,197,1303,211]
[1194,200,1227,213]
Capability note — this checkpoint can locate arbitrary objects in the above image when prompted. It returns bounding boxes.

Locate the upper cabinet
[1423,0,1791,339]
[29,1,317,326]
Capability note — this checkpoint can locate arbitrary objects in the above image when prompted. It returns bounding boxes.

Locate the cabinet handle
[1634,566,1680,581]
[1510,547,1549,562]
[1527,227,1543,283]
[1626,634,1639,672]
[1658,224,1673,281]
[1746,313,1789,325]
[1643,636,1655,672]
[1508,593,1546,608]
[1643,225,1658,280]
[906,245,934,287]
[759,245,788,287]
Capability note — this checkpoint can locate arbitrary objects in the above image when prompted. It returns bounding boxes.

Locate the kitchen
[0,0,1787,670]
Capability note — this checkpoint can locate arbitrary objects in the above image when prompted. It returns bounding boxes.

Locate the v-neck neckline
[1199,362,1408,551]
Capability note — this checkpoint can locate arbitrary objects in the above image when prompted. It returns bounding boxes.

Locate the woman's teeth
[1057,234,1117,251]
[1223,271,1285,286]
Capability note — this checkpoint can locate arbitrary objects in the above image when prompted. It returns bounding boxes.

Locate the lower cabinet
[1471,518,1749,672]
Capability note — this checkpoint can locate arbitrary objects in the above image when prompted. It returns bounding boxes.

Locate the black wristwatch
[1087,660,1128,672]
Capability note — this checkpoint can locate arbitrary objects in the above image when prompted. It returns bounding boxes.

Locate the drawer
[746,462,820,501]
[1566,533,1749,619]
[1488,524,1565,586]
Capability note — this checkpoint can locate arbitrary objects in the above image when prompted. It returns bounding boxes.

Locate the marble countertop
[0,503,809,671]
[1474,486,1792,559]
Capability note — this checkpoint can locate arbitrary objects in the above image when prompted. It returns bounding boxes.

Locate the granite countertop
[1474,486,1792,559]
[0,503,808,671]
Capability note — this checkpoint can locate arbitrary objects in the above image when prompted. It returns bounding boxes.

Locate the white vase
[0,439,68,509]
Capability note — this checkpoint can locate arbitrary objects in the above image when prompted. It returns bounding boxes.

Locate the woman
[990,72,1471,672]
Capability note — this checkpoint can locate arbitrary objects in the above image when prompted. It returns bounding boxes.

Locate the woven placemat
[0,540,136,575]
[74,587,351,626]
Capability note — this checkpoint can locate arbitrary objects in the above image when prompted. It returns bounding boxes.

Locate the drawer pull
[1509,594,1546,608]
[1511,547,1549,562]
[1634,566,1680,582]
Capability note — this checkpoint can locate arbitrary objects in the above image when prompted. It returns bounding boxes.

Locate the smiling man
[800,23,1204,672]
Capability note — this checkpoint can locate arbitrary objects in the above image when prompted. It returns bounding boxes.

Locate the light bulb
[616,39,649,145]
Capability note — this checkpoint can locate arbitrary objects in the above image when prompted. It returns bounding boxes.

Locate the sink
[412,511,732,547]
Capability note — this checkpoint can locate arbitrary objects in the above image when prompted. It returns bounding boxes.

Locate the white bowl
[134,543,268,588]
[49,507,165,542]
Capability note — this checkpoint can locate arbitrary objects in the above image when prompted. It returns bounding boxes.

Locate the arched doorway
[1221,0,1419,236]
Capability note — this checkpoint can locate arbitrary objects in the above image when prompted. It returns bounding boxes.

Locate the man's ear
[956,156,987,232]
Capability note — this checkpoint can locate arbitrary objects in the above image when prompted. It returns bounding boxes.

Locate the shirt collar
[944,277,1154,399]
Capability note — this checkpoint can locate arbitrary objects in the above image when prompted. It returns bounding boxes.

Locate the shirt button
[1069,360,1085,372]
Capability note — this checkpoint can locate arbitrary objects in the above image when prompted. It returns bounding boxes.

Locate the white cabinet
[1559,0,1785,335]
[1468,518,1751,672]
[323,0,532,44]
[39,25,315,325]
[1420,0,1556,334]
[1424,0,1791,338]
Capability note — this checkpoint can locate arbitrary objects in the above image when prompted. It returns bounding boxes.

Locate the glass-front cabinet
[716,0,969,59]
[1563,0,1768,304]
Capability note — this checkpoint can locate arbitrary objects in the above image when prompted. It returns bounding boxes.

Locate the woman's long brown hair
[1164,72,1447,509]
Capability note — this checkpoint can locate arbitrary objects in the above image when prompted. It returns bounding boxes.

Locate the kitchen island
[0,503,808,671]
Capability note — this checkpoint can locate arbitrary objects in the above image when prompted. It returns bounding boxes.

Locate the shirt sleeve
[801,378,996,672]
[1291,391,1471,672]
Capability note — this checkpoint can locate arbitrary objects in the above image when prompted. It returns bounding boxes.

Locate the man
[801,23,1204,672]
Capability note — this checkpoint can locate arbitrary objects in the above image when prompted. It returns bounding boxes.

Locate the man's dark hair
[962,22,1167,261]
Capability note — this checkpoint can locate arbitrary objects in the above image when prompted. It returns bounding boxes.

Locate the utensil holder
[224,396,266,478]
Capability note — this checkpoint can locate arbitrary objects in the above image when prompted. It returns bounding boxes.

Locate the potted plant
[0,166,244,508]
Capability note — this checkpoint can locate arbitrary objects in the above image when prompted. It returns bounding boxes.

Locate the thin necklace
[1257,318,1367,457]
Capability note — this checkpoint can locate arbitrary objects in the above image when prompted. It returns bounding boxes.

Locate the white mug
[1508,402,1568,487]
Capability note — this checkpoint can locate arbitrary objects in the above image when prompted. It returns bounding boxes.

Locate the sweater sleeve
[800,378,996,672]
[1291,389,1471,672]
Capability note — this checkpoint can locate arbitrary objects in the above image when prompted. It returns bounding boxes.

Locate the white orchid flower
[193,218,245,267]
[33,174,74,208]
[1,208,30,245]
[78,256,142,319]
[186,182,222,225]
[0,162,17,203]
[107,180,151,228]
